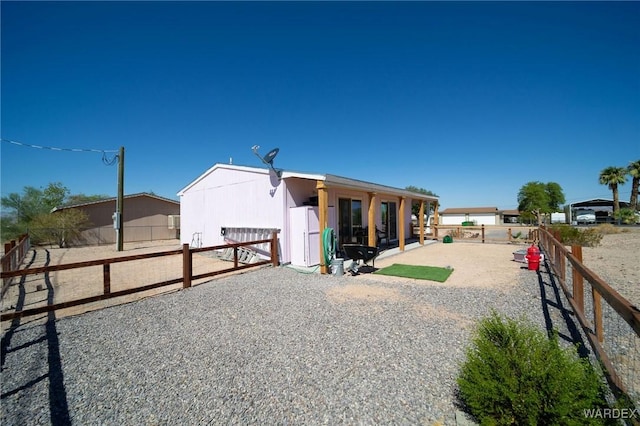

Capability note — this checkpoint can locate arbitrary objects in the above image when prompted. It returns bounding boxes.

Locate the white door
[289,207,320,267]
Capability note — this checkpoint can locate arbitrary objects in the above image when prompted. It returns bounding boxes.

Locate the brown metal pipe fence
[538,226,640,406]
[433,224,537,244]
[1,234,31,298]
[1,231,279,322]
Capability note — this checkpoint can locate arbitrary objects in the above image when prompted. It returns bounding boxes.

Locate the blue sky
[2,1,638,210]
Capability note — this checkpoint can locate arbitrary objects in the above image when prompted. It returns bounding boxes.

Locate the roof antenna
[251,145,282,179]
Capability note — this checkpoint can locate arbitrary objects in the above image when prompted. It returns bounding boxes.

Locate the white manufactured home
[177,164,438,272]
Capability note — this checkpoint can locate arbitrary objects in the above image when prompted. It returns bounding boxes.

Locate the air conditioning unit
[168,215,180,230]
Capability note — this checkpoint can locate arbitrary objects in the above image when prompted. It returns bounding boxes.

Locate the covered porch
[314,176,438,274]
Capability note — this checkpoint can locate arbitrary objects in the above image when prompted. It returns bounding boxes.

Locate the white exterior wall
[440,214,497,226]
[440,214,466,225]
[180,167,285,250]
[473,214,497,226]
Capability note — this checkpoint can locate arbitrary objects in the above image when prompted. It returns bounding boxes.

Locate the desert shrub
[448,228,461,238]
[595,223,620,235]
[457,311,609,425]
[615,208,638,225]
[549,224,603,247]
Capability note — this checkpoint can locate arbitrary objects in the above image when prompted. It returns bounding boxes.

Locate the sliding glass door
[381,201,397,241]
[338,197,363,245]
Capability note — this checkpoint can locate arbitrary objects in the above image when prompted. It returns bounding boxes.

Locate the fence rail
[1,232,279,322]
[1,234,31,298]
[539,226,640,406]
[433,224,537,244]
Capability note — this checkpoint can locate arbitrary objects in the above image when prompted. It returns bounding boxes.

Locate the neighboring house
[177,164,439,270]
[52,193,180,245]
[438,207,502,226]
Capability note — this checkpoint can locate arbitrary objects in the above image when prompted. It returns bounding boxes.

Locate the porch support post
[419,201,426,245]
[398,196,406,251]
[433,200,439,239]
[367,192,377,247]
[317,181,329,274]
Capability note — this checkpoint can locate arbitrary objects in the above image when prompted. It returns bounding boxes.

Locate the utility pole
[116,146,125,251]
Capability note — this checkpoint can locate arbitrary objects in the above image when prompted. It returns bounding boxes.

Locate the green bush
[457,311,609,425]
[549,224,603,247]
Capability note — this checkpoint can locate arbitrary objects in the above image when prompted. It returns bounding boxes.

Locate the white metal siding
[440,214,466,225]
[180,168,285,249]
[440,213,497,226]
[473,214,497,226]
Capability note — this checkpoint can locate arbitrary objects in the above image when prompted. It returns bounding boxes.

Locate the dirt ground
[581,227,640,307]
[351,240,530,289]
[1,239,262,328]
[337,227,640,308]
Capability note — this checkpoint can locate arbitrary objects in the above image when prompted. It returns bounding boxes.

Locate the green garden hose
[322,228,336,266]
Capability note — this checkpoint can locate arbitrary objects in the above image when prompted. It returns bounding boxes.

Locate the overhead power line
[1,138,118,153]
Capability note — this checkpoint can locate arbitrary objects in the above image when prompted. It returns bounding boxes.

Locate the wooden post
[103,264,111,294]
[270,231,279,267]
[233,247,239,268]
[368,192,376,248]
[572,245,584,315]
[317,181,329,274]
[398,196,405,251]
[593,288,604,343]
[182,243,191,288]
[433,201,439,232]
[419,201,425,245]
[481,224,485,243]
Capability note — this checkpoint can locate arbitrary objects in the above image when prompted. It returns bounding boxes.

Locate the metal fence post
[183,243,192,288]
[271,231,279,267]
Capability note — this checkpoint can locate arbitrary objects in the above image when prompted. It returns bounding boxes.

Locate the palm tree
[599,166,628,218]
[628,160,640,211]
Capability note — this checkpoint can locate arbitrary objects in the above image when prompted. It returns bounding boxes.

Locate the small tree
[517,181,565,225]
[30,209,90,248]
[1,182,71,241]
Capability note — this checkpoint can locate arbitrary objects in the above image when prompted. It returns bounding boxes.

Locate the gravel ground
[1,261,572,426]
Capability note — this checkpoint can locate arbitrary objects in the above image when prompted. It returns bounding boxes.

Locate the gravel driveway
[1,260,577,425]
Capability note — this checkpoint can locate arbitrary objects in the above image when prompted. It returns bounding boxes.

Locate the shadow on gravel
[537,258,591,359]
[1,250,36,369]
[0,249,71,426]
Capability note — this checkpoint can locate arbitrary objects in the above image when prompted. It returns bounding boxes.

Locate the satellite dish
[263,148,279,165]
[251,145,282,179]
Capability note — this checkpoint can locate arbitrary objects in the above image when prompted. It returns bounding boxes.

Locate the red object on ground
[525,244,541,271]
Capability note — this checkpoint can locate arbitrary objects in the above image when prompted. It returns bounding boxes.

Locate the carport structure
[569,198,631,224]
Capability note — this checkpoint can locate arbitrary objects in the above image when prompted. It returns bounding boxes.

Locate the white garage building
[438,207,501,226]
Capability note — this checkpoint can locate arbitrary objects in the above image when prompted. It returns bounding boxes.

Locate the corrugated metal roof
[52,192,179,212]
